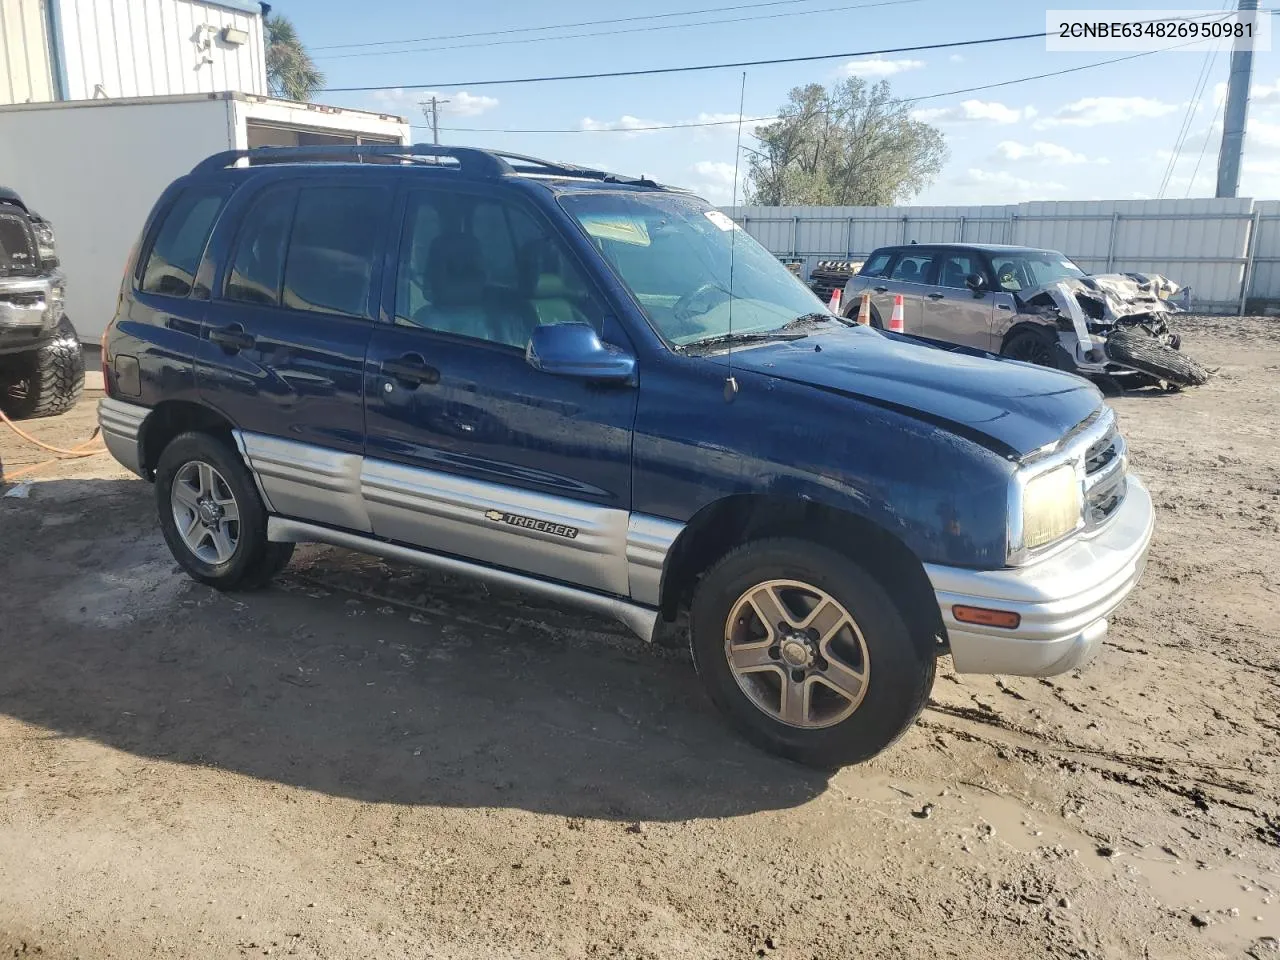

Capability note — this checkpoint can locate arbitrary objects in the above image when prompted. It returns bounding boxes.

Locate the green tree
[746,78,948,206]
[265,14,324,102]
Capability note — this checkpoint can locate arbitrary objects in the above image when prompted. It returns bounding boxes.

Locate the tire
[0,316,85,420]
[1000,326,1059,369]
[154,431,294,591]
[689,538,936,768]
[1105,328,1209,387]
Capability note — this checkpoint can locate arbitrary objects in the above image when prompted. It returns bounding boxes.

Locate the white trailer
[0,91,410,342]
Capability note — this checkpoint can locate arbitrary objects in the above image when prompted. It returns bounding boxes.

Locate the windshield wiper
[679,331,810,353]
[782,311,854,329]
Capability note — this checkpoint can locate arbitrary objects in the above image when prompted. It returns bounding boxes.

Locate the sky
[284,0,1278,206]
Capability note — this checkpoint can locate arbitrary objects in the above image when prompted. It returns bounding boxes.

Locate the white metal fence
[723,198,1280,314]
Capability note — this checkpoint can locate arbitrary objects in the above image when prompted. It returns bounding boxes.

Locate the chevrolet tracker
[99,145,1154,767]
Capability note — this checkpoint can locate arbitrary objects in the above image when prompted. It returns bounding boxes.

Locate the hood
[1020,273,1176,324]
[721,328,1101,459]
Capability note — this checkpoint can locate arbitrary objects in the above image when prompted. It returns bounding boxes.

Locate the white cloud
[912,100,1035,125]
[368,87,499,119]
[949,53,964,63]
[949,169,1068,202]
[689,160,744,204]
[994,140,1104,165]
[580,115,666,137]
[839,58,925,78]
[1034,96,1178,129]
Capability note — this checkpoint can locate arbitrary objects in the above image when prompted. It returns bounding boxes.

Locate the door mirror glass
[964,273,987,295]
[526,323,636,382]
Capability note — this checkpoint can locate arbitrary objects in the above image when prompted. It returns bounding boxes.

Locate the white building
[0,1,411,340]
[2,0,269,105]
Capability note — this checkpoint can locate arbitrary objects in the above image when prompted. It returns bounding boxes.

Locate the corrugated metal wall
[55,0,266,101]
[0,0,54,104]
[725,198,1272,313]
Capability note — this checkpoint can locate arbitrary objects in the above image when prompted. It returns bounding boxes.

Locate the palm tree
[265,14,324,102]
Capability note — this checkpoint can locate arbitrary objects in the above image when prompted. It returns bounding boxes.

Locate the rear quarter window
[860,252,892,277]
[139,185,230,298]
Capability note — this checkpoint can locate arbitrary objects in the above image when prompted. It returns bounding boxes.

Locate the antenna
[724,71,746,404]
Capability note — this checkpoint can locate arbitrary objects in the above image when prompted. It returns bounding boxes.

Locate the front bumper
[926,475,1155,677]
[0,275,60,354]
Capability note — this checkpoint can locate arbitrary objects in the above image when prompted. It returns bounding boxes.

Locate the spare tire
[1105,328,1209,387]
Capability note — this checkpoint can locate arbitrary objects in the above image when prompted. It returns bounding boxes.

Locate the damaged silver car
[843,242,1208,388]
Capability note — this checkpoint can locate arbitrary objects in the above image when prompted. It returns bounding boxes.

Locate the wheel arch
[998,318,1058,353]
[659,493,945,649]
[138,400,237,478]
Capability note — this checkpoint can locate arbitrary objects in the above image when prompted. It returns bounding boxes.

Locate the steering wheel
[672,281,731,323]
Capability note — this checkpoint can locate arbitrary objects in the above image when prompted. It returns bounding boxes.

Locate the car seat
[518,240,585,329]
[942,260,968,289]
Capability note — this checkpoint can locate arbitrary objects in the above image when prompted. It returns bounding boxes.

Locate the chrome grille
[1083,423,1127,529]
[0,210,40,279]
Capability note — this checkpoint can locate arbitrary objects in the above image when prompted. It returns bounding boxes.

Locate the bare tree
[746,78,948,206]
[266,14,324,102]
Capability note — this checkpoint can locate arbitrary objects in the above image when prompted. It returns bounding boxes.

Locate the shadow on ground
[0,479,829,821]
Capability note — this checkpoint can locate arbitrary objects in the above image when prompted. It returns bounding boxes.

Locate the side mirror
[964,273,987,295]
[526,323,636,383]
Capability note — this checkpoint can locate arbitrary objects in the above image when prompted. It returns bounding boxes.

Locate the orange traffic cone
[827,287,842,314]
[887,294,905,333]
[856,292,871,326]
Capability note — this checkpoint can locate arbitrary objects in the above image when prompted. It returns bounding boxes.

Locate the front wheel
[1000,326,1059,368]
[689,538,936,768]
[155,431,294,590]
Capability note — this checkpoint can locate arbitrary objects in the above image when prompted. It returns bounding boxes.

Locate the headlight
[1009,463,1084,562]
[31,220,57,268]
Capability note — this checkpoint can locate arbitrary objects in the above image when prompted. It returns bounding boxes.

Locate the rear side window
[860,252,891,277]
[225,188,296,306]
[889,252,934,284]
[140,186,228,297]
[282,186,389,318]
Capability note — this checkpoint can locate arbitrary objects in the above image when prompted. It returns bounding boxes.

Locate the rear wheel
[0,316,85,420]
[1000,326,1058,368]
[155,431,293,590]
[689,538,936,768]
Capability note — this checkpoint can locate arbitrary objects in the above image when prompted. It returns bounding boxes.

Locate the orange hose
[1,405,107,484]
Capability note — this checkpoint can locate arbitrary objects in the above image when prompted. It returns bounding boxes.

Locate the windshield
[558,191,827,346]
[990,252,1086,293]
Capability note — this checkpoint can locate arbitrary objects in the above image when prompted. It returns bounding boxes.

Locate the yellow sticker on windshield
[578,214,651,246]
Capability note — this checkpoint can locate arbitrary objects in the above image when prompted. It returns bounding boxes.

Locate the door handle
[209,324,256,352]
[873,286,889,294]
[928,292,945,300]
[997,304,1013,311]
[382,354,440,387]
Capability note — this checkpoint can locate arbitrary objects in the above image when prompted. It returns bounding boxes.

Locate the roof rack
[189,143,662,188]
[191,143,510,177]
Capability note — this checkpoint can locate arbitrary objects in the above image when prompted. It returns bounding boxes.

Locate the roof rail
[188,143,673,190]
[487,150,659,187]
[190,143,512,177]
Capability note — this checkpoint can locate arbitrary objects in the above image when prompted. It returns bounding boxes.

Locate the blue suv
[99,145,1154,767]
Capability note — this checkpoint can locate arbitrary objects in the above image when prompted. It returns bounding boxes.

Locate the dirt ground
[1,317,1278,960]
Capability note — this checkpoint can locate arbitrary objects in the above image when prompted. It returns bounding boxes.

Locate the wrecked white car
[844,243,1209,389]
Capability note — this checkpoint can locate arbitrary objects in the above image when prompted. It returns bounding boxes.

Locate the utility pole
[422,96,449,145]
[1216,0,1259,198]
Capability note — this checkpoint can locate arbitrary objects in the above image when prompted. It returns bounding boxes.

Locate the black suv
[0,186,84,420]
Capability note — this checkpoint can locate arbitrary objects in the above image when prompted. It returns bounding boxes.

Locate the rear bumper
[98,397,148,478]
[926,475,1155,677]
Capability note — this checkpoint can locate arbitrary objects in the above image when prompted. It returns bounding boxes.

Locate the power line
[1187,94,1228,197]
[316,0,922,61]
[313,0,895,51]
[322,31,1051,92]
[1159,0,1232,197]
[405,48,1191,135]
